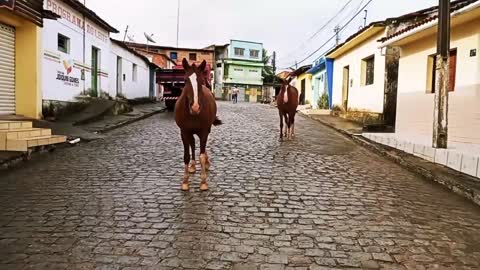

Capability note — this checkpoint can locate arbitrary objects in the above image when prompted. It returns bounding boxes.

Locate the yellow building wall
[0,10,43,119]
[296,73,313,105]
[396,17,480,144]
[330,31,386,113]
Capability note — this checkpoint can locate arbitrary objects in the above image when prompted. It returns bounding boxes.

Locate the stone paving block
[0,103,479,270]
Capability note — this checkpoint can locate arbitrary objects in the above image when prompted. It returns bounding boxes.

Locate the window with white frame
[361,55,375,86]
[58,34,70,54]
[250,49,260,58]
[234,48,245,56]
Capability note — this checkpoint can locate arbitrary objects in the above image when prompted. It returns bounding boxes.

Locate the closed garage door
[0,22,15,115]
[238,87,245,102]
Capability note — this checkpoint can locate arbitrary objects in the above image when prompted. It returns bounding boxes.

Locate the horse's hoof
[181,183,190,191]
[200,183,209,191]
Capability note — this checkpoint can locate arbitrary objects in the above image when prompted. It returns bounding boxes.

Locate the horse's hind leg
[181,131,192,191]
[290,112,296,139]
[188,137,197,173]
[199,132,209,191]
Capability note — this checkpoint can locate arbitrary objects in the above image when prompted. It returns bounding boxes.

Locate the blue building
[307,57,334,109]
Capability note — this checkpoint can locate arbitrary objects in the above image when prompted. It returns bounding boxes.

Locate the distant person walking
[232,86,239,104]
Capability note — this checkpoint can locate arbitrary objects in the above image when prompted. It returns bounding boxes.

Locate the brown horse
[175,59,222,191]
[277,77,299,140]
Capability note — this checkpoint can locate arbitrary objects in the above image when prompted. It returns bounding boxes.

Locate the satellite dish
[144,32,156,43]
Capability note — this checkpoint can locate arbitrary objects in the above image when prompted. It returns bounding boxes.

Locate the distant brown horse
[175,59,222,191]
[277,77,299,140]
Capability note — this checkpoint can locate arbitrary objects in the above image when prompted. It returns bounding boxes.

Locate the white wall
[109,42,150,99]
[42,0,112,101]
[331,31,386,113]
[396,17,480,144]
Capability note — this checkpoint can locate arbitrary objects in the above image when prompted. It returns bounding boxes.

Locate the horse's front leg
[199,132,209,191]
[284,113,290,139]
[188,137,197,173]
[279,111,284,140]
[181,132,192,191]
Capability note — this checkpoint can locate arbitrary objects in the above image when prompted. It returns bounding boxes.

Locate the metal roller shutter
[0,22,15,115]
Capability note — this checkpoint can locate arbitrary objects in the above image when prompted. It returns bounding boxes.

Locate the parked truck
[157,67,185,111]
[158,64,213,111]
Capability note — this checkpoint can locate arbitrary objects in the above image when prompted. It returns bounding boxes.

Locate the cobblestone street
[1,102,480,270]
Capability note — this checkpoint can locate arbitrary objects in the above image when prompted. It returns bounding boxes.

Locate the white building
[42,0,118,102]
[327,23,389,123]
[109,39,158,99]
[365,1,480,179]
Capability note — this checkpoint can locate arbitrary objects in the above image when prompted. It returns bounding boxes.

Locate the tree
[262,49,275,83]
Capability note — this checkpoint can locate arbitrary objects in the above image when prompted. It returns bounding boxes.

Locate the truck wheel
[166,100,175,111]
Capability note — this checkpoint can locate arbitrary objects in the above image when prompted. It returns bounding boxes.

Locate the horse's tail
[213,116,223,126]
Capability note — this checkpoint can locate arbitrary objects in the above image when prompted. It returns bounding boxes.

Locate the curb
[1,108,166,171]
[96,108,167,134]
[302,113,480,207]
[0,145,61,171]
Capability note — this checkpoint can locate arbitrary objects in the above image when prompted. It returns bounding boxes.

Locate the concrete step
[0,121,33,130]
[0,128,52,139]
[5,135,67,152]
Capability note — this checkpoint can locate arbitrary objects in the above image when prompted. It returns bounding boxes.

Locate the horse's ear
[198,60,207,71]
[182,58,190,70]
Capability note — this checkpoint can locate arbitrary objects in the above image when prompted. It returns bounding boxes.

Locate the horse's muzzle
[190,103,201,115]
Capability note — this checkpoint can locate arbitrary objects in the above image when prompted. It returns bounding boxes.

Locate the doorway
[116,56,122,96]
[300,79,306,105]
[0,22,16,115]
[342,66,350,111]
[91,47,100,97]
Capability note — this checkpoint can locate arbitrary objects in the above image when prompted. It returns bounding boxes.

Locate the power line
[281,0,374,70]
[279,0,368,68]
[307,0,356,41]
[277,0,355,62]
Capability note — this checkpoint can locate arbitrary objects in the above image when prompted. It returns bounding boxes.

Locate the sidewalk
[301,111,480,207]
[1,102,165,170]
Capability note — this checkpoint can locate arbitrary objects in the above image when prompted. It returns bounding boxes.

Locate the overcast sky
[85,0,438,69]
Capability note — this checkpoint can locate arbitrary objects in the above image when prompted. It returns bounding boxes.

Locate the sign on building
[45,0,109,43]
[0,0,15,10]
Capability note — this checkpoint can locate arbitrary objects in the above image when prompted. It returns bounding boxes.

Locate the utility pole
[176,0,180,47]
[433,0,450,149]
[334,25,341,45]
[123,25,129,42]
[364,10,368,27]
[272,51,277,76]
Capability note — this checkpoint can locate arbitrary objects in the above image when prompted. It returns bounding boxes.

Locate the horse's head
[279,76,293,92]
[278,76,293,104]
[182,58,207,115]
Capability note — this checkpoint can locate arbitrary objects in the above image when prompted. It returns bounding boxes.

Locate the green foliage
[332,105,343,112]
[85,88,97,97]
[116,92,127,100]
[318,92,330,109]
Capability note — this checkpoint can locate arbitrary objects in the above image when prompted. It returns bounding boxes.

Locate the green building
[223,40,264,102]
